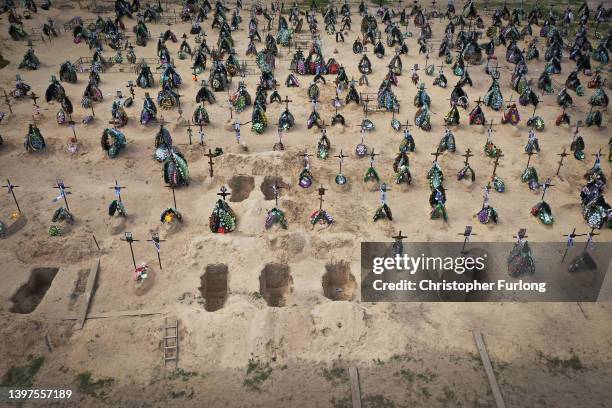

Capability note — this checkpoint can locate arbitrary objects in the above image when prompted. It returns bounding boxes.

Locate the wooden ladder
[163,318,179,366]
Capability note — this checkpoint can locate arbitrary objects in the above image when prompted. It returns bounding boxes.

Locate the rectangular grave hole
[10,267,59,314]
[200,264,228,312]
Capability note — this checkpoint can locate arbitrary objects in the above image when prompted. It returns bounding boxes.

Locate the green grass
[167,368,199,381]
[243,357,273,392]
[322,367,348,383]
[397,368,415,382]
[537,349,585,373]
[76,372,115,399]
[1,356,45,388]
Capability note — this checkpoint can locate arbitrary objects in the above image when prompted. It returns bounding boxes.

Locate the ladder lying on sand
[163,318,179,366]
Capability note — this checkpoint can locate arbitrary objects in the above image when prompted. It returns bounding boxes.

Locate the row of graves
[0,0,610,280]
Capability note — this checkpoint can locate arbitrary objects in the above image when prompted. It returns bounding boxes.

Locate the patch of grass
[438,385,456,405]
[331,396,352,408]
[322,367,348,383]
[373,358,385,366]
[1,356,45,388]
[167,368,198,382]
[170,388,194,399]
[362,394,396,408]
[537,349,584,373]
[250,291,263,300]
[397,368,415,383]
[420,386,431,398]
[243,357,273,392]
[416,369,437,383]
[76,372,115,399]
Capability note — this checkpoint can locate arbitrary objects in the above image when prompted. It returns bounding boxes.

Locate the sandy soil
[0,1,611,407]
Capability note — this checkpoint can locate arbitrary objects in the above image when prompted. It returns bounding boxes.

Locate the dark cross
[561,227,587,263]
[2,179,21,213]
[513,228,527,241]
[524,150,535,169]
[400,120,413,129]
[437,62,445,74]
[166,184,178,209]
[68,119,77,142]
[475,96,483,106]
[217,186,230,201]
[540,178,554,201]
[126,80,135,100]
[282,95,293,110]
[108,117,119,128]
[111,180,126,203]
[317,184,327,210]
[204,149,215,177]
[504,94,514,106]
[272,180,283,208]
[556,148,569,176]
[121,231,139,270]
[592,148,603,162]
[392,230,407,242]
[147,231,166,270]
[335,149,348,174]
[462,148,474,165]
[492,59,500,76]
[583,227,600,253]
[491,151,504,178]
[458,225,475,254]
[369,149,379,167]
[431,147,443,162]
[186,122,193,145]
[486,119,496,131]
[53,179,71,211]
[30,92,40,108]
[425,51,430,67]
[298,150,312,161]
[3,90,12,114]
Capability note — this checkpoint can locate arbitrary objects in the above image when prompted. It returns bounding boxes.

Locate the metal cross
[431,147,443,162]
[147,231,166,270]
[561,227,587,263]
[121,231,139,270]
[458,225,475,254]
[217,186,231,201]
[2,179,21,213]
[53,179,71,211]
[491,151,504,178]
[462,148,474,165]
[111,180,127,202]
[335,149,348,174]
[513,228,527,241]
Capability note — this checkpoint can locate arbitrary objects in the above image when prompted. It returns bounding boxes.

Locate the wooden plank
[64,309,163,320]
[472,330,506,408]
[76,258,100,330]
[348,367,362,408]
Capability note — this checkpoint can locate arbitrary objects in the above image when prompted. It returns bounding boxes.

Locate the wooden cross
[335,149,348,174]
[475,97,483,106]
[458,225,475,254]
[437,62,445,74]
[561,227,587,263]
[121,231,139,270]
[3,91,12,114]
[2,179,21,213]
[362,94,372,117]
[110,180,127,203]
[583,227,600,253]
[282,95,293,110]
[592,148,603,162]
[53,179,71,211]
[505,94,515,106]
[298,151,312,160]
[204,149,215,177]
[513,228,527,241]
[556,148,568,176]
[147,231,166,270]
[462,148,474,165]
[491,151,504,178]
[317,184,327,210]
[392,230,407,241]
[217,186,231,201]
[400,120,413,129]
[431,147,443,162]
[30,92,40,107]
